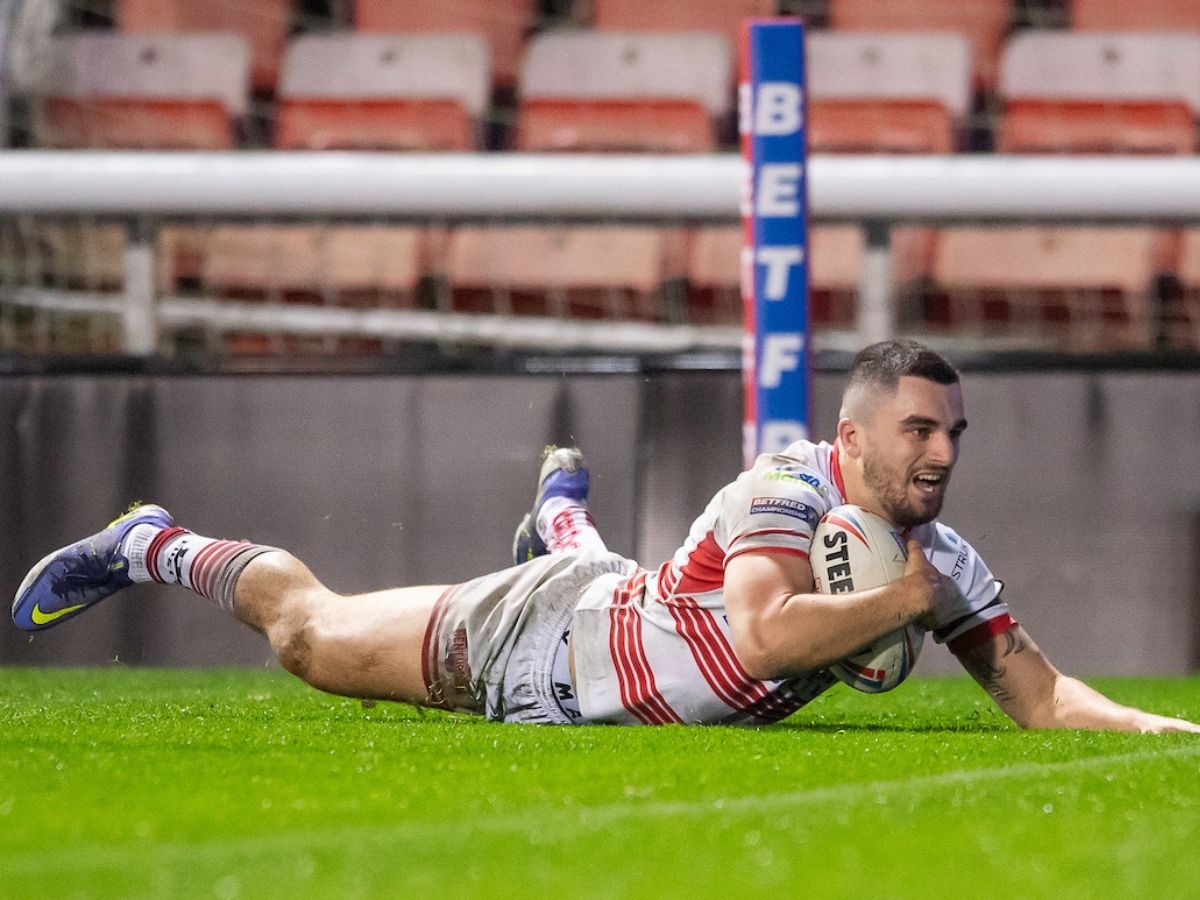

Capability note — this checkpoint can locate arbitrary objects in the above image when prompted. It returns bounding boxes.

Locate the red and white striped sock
[122,523,277,613]
[537,497,608,554]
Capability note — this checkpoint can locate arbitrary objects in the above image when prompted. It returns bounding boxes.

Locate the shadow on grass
[768,720,1012,734]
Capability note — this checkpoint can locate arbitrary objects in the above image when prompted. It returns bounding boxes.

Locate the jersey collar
[831,440,848,499]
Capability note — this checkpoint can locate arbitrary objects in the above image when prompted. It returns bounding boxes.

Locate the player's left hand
[1134,713,1200,734]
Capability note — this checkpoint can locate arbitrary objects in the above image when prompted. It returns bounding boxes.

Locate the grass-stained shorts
[421,551,638,723]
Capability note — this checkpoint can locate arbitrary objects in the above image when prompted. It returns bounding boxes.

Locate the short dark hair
[847,340,959,392]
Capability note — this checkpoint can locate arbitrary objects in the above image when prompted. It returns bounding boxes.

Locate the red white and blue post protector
[739,17,811,467]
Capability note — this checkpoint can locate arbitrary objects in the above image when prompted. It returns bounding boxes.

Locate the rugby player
[12,340,1199,732]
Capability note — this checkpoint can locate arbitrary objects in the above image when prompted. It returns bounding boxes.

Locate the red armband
[948,613,1018,656]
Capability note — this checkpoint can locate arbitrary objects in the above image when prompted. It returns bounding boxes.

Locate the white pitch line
[573,744,1200,827]
[3,745,1198,872]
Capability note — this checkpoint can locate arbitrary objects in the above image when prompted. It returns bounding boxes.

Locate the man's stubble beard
[861,453,943,528]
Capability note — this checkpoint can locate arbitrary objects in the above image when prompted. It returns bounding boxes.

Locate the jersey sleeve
[922,524,1017,655]
[721,463,833,564]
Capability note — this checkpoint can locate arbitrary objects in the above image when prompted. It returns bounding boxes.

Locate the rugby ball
[810,505,925,693]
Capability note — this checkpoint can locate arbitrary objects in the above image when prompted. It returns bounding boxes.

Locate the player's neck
[833,438,876,510]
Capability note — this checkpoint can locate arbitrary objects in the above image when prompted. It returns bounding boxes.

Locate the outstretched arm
[724,539,950,680]
[955,625,1200,733]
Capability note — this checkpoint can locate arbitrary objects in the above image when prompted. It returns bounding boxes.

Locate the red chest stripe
[674,531,725,595]
[666,597,796,723]
[608,572,682,725]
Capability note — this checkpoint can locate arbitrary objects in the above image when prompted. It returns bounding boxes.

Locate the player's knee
[274,610,351,694]
[274,615,318,683]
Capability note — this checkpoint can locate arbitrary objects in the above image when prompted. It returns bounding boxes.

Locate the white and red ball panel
[810,505,925,693]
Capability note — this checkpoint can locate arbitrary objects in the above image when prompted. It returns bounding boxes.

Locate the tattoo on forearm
[1001,628,1029,658]
[962,628,1029,704]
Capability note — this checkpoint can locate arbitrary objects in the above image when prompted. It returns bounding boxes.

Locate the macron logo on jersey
[762,468,827,497]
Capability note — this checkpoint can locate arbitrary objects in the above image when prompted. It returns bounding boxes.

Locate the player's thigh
[302,583,449,705]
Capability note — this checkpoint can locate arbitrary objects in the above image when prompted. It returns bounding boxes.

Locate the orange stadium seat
[686,227,745,325]
[1169,231,1200,349]
[928,32,1200,348]
[193,34,480,351]
[35,33,250,149]
[591,0,775,48]
[741,33,972,329]
[32,34,250,298]
[515,32,723,323]
[275,34,491,151]
[688,226,936,328]
[447,226,686,321]
[33,220,128,291]
[1071,0,1200,31]
[1001,101,1197,156]
[807,226,937,324]
[115,0,290,94]
[931,228,1169,348]
[807,32,973,153]
[998,32,1200,154]
[517,32,731,152]
[201,225,426,306]
[829,0,1011,90]
[354,0,533,88]
[197,224,428,354]
[194,217,429,350]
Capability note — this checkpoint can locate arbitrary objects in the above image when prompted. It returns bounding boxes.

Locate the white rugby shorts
[421,551,639,724]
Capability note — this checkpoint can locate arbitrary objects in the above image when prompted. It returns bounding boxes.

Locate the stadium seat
[354,0,533,89]
[32,34,249,310]
[1071,0,1200,31]
[590,0,775,49]
[737,33,970,330]
[808,33,972,153]
[115,0,290,94]
[34,220,127,291]
[161,219,430,355]
[930,228,1166,348]
[928,32,1200,348]
[686,227,745,325]
[275,34,490,151]
[516,33,722,323]
[446,226,685,320]
[192,34,476,352]
[35,33,250,149]
[194,223,427,354]
[998,32,1200,154]
[687,226,934,327]
[517,32,731,152]
[201,225,426,306]
[1169,231,1200,349]
[829,0,1011,90]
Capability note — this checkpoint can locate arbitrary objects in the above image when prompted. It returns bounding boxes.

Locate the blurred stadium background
[0,0,1198,676]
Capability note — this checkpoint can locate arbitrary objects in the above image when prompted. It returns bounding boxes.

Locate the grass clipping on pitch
[1,668,1198,898]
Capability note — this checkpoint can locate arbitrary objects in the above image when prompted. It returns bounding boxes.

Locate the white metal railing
[3,152,1200,354]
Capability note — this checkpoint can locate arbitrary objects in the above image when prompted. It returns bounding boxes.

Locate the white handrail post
[857,219,894,345]
[122,217,157,355]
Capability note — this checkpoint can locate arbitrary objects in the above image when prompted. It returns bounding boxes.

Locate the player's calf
[12,504,275,631]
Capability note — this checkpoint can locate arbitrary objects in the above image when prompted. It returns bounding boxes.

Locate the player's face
[857,376,967,527]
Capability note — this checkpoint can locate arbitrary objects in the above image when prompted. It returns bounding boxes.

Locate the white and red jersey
[571,439,1016,725]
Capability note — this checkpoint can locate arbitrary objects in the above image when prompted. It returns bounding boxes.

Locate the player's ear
[837,416,862,458]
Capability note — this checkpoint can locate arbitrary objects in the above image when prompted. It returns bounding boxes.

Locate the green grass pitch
[2,669,1198,899]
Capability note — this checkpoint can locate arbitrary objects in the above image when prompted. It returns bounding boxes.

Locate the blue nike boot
[512,446,590,565]
[12,504,173,631]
